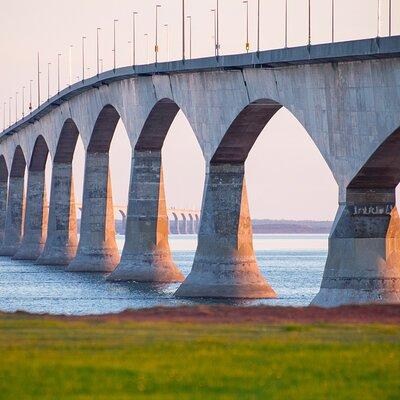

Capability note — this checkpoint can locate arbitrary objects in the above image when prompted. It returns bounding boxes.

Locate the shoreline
[3,304,400,325]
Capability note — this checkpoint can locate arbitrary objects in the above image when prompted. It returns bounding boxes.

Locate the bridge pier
[312,189,400,307]
[67,152,120,272]
[13,169,48,260]
[176,163,276,298]
[109,150,183,282]
[0,176,25,256]
[36,163,78,266]
[0,179,7,244]
[169,213,180,234]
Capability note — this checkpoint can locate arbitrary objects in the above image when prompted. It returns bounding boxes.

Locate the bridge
[75,204,200,235]
[0,36,400,306]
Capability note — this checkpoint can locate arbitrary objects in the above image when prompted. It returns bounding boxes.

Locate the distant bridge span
[0,37,400,305]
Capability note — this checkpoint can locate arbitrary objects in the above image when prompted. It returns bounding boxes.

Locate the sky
[0,0,396,220]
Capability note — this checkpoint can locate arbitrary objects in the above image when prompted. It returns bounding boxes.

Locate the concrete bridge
[1,36,400,306]
[75,204,200,235]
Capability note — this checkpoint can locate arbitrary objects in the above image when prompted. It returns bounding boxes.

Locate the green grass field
[0,315,399,399]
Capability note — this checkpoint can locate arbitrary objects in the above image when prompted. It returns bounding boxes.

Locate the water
[0,234,328,315]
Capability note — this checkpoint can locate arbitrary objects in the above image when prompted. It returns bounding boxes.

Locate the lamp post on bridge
[285,0,288,47]
[332,0,335,42]
[97,28,101,76]
[182,0,186,62]
[144,33,149,64]
[257,0,260,55]
[389,0,392,36]
[113,19,118,72]
[164,24,170,61]
[47,62,51,101]
[186,16,192,59]
[132,12,138,68]
[69,45,73,86]
[8,97,12,127]
[243,1,249,53]
[308,0,311,45]
[2,103,5,131]
[82,36,86,82]
[211,9,217,57]
[216,0,220,57]
[29,80,33,112]
[37,52,41,107]
[155,5,161,64]
[15,92,18,123]
[22,86,25,118]
[57,53,61,93]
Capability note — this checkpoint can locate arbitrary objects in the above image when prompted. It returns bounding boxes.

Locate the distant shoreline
[252,220,332,234]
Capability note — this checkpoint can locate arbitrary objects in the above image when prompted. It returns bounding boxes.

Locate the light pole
[145,33,149,64]
[211,9,217,57]
[308,0,311,45]
[132,12,138,67]
[216,0,220,57]
[7,97,11,125]
[257,0,260,54]
[113,19,118,72]
[97,28,101,76]
[377,0,380,37]
[47,62,51,100]
[82,36,86,82]
[29,80,33,112]
[3,103,5,130]
[164,24,170,61]
[57,53,62,93]
[37,52,41,107]
[186,16,192,59]
[389,0,392,36]
[243,1,249,52]
[332,0,335,42]
[100,59,104,73]
[285,0,288,47]
[182,0,186,61]
[155,5,161,64]
[69,45,73,86]
[15,92,18,122]
[22,86,25,118]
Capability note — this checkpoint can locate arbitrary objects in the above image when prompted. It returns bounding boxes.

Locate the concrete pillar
[13,170,48,260]
[178,214,188,235]
[176,163,276,298]
[0,180,8,243]
[108,150,183,282]
[0,176,24,256]
[67,152,120,272]
[170,214,180,234]
[312,189,400,307]
[36,163,78,266]
[187,215,195,235]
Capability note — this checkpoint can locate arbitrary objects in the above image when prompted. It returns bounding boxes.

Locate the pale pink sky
[0,0,395,219]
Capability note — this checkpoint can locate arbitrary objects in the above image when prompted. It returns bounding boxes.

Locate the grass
[0,315,399,399]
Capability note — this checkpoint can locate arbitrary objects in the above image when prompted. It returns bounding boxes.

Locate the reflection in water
[0,234,327,315]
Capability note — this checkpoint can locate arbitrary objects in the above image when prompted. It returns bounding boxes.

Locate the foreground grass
[0,315,399,399]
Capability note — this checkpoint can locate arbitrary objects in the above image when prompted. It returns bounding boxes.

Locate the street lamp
[389,0,392,36]
[22,86,25,118]
[100,59,104,73]
[3,103,5,130]
[155,5,161,64]
[132,12,138,68]
[47,62,51,100]
[308,0,311,45]
[97,28,101,76]
[186,16,192,59]
[145,33,149,64]
[285,0,288,47]
[332,0,335,42]
[29,80,33,112]
[243,1,249,52]
[164,24,170,61]
[257,0,260,54]
[37,52,41,106]
[9,97,12,127]
[57,53,62,93]
[211,9,217,57]
[69,45,74,86]
[15,92,18,122]
[377,0,380,37]
[82,36,86,82]
[182,0,186,61]
[113,19,118,71]
[216,0,220,57]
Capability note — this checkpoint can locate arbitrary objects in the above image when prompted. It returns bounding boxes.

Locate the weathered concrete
[109,150,183,282]
[176,163,276,298]
[36,163,78,266]
[169,214,180,234]
[178,214,188,235]
[0,176,24,256]
[312,189,400,307]
[0,181,7,244]
[13,170,48,260]
[67,152,120,272]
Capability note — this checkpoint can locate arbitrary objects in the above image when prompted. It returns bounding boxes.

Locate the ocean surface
[0,234,328,315]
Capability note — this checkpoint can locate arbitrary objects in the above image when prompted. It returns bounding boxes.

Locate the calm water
[0,234,328,315]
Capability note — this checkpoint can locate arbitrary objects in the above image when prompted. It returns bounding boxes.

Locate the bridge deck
[2,35,400,141]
